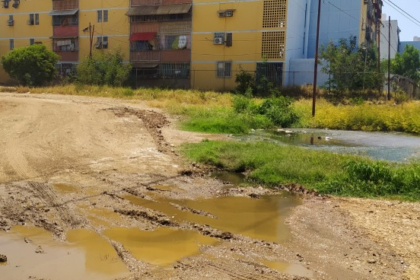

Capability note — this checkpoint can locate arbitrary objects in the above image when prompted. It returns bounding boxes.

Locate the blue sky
[382,0,420,41]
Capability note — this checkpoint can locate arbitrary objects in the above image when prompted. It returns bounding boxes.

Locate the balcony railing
[53,0,78,11]
[130,50,161,62]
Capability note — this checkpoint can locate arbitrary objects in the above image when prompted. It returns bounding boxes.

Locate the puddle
[237,129,420,162]
[0,226,129,280]
[53,183,78,193]
[126,194,300,243]
[263,260,314,278]
[104,227,217,266]
[211,171,246,185]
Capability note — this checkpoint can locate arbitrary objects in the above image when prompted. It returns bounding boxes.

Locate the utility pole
[388,16,391,101]
[312,0,322,117]
[89,22,95,59]
[377,15,381,95]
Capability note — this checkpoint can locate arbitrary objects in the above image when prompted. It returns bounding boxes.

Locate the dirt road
[0,92,418,279]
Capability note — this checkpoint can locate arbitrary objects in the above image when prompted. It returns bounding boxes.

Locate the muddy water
[104,227,217,266]
[0,226,129,280]
[126,193,300,243]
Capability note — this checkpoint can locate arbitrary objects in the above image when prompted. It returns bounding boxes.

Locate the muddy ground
[0,92,419,280]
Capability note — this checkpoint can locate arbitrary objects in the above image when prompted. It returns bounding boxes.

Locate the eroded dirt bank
[0,93,417,279]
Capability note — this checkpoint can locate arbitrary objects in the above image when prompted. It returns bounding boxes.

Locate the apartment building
[0,0,383,89]
[0,0,129,84]
[127,0,192,88]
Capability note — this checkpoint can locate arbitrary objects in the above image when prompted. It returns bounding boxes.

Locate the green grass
[182,141,420,201]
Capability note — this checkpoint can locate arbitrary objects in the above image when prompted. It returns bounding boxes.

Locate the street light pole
[312,0,322,117]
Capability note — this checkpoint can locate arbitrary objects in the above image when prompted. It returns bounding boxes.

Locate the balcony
[53,0,78,10]
[53,25,78,37]
[55,51,78,61]
[130,50,161,62]
[161,49,190,62]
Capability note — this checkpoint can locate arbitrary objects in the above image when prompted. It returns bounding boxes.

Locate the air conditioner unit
[7,19,14,26]
[213,37,224,45]
[27,19,34,25]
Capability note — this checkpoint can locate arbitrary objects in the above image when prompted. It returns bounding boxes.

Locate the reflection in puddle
[0,226,128,280]
[104,227,216,266]
[263,260,313,278]
[126,194,300,243]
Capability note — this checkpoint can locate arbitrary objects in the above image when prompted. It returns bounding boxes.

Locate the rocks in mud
[115,209,178,227]
[35,246,44,254]
[170,203,217,219]
[275,183,326,197]
[0,254,7,263]
[192,224,234,240]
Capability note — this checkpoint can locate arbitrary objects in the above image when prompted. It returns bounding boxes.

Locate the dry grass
[14,85,233,110]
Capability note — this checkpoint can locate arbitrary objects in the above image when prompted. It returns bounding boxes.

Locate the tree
[1,44,59,86]
[320,37,382,92]
[391,44,420,84]
[77,49,132,86]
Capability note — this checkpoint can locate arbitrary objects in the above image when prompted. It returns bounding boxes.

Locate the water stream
[237,128,420,162]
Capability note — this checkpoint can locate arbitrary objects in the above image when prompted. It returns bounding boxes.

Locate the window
[216,61,232,78]
[256,62,283,87]
[30,39,35,45]
[94,36,108,49]
[131,41,153,51]
[28,14,34,25]
[103,10,108,22]
[53,15,78,26]
[35,13,39,25]
[8,15,14,26]
[10,39,14,50]
[97,10,108,23]
[263,0,287,28]
[159,63,190,79]
[262,31,285,59]
[53,38,78,52]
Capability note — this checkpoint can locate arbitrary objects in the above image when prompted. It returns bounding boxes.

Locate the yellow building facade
[0,0,52,84]
[0,0,129,84]
[191,0,287,91]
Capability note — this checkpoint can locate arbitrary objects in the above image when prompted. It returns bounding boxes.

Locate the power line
[383,0,420,28]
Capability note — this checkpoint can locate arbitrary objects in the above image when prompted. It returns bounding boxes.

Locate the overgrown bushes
[77,50,132,86]
[182,141,420,200]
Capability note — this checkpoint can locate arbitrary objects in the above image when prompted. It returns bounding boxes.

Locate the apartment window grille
[159,63,190,79]
[94,36,108,49]
[53,15,78,26]
[30,39,35,45]
[28,14,34,25]
[7,15,14,26]
[216,61,232,78]
[262,31,285,59]
[131,41,154,51]
[35,13,39,25]
[263,0,287,28]
[9,39,14,50]
[53,38,78,52]
[256,62,283,87]
[97,10,108,23]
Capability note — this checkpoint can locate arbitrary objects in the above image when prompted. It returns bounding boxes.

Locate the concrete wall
[287,58,329,86]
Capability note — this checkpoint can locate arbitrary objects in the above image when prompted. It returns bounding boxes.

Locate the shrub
[1,44,59,86]
[257,97,299,127]
[77,49,132,86]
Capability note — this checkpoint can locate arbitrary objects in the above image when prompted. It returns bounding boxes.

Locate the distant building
[380,19,400,60]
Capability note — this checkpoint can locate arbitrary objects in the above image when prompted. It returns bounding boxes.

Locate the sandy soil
[0,92,418,279]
